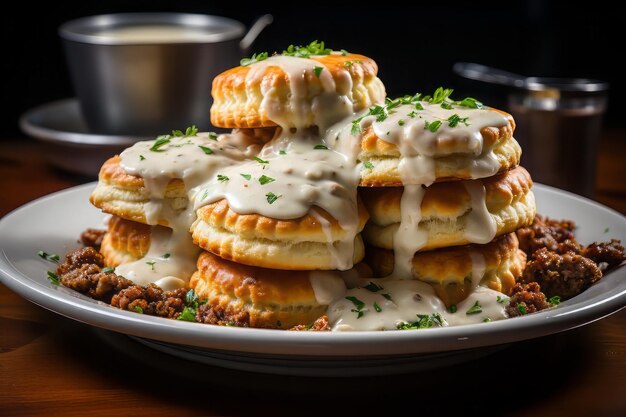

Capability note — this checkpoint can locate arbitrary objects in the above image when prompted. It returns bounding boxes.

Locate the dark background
[1,0,623,140]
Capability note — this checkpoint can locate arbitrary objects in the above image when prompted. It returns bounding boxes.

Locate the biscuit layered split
[88,42,536,330]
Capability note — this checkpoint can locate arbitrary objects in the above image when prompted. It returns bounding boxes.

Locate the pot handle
[240,14,273,51]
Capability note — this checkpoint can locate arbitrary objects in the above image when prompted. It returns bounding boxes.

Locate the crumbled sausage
[506,282,551,317]
[80,228,106,249]
[289,316,331,331]
[520,248,602,300]
[111,285,187,319]
[516,216,577,256]
[582,239,626,270]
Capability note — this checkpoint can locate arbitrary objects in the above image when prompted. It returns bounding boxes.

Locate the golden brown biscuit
[210,53,386,129]
[191,199,369,270]
[100,216,151,267]
[90,156,187,226]
[360,166,536,251]
[190,251,340,329]
[358,109,520,186]
[90,128,276,226]
[366,233,526,306]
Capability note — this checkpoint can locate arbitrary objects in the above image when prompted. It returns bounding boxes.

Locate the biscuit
[360,166,536,251]
[366,233,526,306]
[191,199,369,270]
[100,216,151,267]
[210,53,386,129]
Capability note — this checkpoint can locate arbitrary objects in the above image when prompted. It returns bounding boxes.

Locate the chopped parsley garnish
[345,295,366,318]
[217,174,229,182]
[38,251,60,263]
[240,173,252,180]
[414,102,424,110]
[200,189,209,201]
[424,120,442,132]
[340,49,349,56]
[373,302,382,313]
[549,296,561,306]
[397,313,445,330]
[440,101,453,110]
[429,87,454,104]
[254,156,269,164]
[134,305,143,314]
[283,40,332,58]
[483,318,492,323]
[279,149,287,155]
[313,66,324,77]
[344,60,362,68]
[398,119,405,126]
[259,175,275,185]
[177,307,197,322]
[176,289,206,322]
[101,267,115,274]
[139,155,146,161]
[185,288,200,306]
[363,161,375,170]
[447,114,470,128]
[382,293,393,301]
[46,271,60,285]
[162,253,171,259]
[266,192,281,204]
[496,295,509,304]
[208,132,218,140]
[517,303,528,315]
[465,300,482,315]
[448,304,458,313]
[198,145,214,155]
[363,281,383,292]
[146,260,156,271]
[604,227,610,233]
[150,125,198,151]
[314,144,328,150]
[240,51,269,67]
[149,135,171,152]
[456,97,483,109]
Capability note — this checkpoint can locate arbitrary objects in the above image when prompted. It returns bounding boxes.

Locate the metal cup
[59,13,272,135]
[508,78,608,197]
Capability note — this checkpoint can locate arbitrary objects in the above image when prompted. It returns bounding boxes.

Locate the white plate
[1,183,625,375]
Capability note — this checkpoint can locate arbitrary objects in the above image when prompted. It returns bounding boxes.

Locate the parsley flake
[259,175,275,185]
[424,120,442,132]
[240,173,252,180]
[240,51,269,66]
[373,302,382,313]
[496,295,509,304]
[38,251,60,263]
[466,300,482,315]
[177,306,197,322]
[448,304,458,313]
[363,281,383,292]
[346,296,366,318]
[517,303,528,315]
[139,155,146,161]
[254,156,269,164]
[217,174,229,182]
[382,293,393,301]
[314,144,328,150]
[313,66,323,77]
[146,260,156,271]
[134,305,143,314]
[208,132,218,140]
[447,114,470,128]
[46,271,60,285]
[149,135,171,152]
[102,267,115,274]
[198,145,213,155]
[549,296,561,306]
[266,192,281,204]
[363,161,374,170]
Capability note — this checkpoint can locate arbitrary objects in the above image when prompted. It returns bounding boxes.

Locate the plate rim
[0,182,625,357]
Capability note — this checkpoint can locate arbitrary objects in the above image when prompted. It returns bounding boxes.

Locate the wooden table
[1,135,625,417]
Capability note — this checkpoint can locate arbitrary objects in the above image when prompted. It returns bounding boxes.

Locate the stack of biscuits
[89,45,536,330]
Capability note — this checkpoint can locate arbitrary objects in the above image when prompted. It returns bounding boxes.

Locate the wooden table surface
[1,134,625,417]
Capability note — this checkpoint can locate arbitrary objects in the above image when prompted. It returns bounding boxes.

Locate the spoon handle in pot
[240,14,273,52]
[453,62,526,88]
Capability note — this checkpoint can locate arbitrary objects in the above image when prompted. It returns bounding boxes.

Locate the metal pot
[59,13,272,135]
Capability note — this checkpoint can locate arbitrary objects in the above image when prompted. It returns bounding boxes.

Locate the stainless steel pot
[59,13,272,135]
